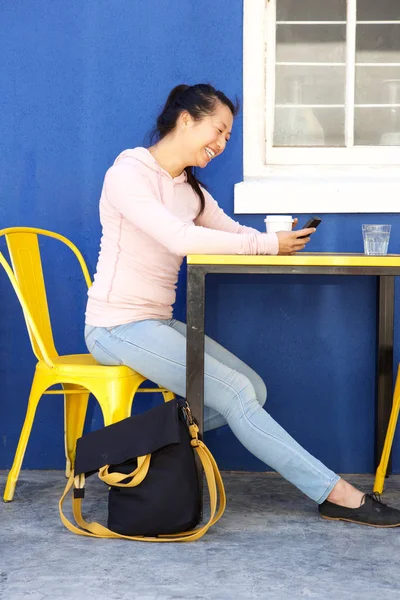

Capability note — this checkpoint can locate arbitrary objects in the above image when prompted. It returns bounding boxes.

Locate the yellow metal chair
[0,227,174,502]
[374,365,400,493]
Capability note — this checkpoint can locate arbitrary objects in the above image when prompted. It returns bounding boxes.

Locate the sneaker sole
[320,514,400,528]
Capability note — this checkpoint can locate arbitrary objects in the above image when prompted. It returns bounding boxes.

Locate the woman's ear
[179,110,192,130]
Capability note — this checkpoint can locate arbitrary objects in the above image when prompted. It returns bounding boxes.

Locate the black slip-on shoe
[319,493,400,528]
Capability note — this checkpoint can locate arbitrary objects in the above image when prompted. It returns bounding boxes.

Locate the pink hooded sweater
[85,148,279,326]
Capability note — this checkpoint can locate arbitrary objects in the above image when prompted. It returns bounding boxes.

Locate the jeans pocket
[84,325,97,344]
[90,340,123,366]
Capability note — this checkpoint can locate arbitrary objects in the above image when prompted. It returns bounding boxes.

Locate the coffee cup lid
[264,215,293,222]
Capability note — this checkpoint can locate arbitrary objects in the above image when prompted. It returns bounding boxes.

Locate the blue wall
[1,0,400,474]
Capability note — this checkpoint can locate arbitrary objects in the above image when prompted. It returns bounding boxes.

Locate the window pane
[355,66,400,103]
[275,66,345,105]
[274,108,344,146]
[355,107,400,145]
[356,25,400,63]
[277,0,346,21]
[355,16,400,143]
[357,0,400,21]
[276,25,346,63]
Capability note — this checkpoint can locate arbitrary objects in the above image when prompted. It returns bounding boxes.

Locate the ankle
[327,479,365,509]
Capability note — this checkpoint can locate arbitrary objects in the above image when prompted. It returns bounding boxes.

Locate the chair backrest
[0,227,92,365]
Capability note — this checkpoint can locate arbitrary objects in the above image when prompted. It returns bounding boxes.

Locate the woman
[85,83,400,527]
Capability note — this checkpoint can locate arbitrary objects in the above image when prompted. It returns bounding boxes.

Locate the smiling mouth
[205,147,216,160]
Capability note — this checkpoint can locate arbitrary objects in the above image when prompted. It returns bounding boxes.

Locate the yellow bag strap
[59,424,226,543]
[98,454,151,487]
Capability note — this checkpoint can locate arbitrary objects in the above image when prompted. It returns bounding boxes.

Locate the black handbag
[59,399,226,542]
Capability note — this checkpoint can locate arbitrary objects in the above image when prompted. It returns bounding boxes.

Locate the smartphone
[298,217,322,239]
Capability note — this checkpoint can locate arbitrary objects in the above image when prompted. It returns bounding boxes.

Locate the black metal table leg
[186,265,206,430]
[376,275,395,473]
[186,265,206,513]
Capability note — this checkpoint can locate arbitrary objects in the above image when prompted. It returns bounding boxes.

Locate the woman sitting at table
[85,83,400,527]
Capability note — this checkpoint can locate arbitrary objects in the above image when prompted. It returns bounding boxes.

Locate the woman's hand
[276,228,315,255]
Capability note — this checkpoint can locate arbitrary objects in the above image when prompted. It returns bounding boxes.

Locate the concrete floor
[1,471,400,600]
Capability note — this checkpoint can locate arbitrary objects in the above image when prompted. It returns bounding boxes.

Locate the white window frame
[234,0,400,214]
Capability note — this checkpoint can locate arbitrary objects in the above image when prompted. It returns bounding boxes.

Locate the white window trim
[234,0,400,214]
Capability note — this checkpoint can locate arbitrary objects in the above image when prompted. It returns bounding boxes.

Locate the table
[186,253,400,480]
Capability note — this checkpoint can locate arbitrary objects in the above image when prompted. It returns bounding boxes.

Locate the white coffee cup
[264,215,294,233]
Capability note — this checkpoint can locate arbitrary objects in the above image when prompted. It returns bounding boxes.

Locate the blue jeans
[84,318,340,503]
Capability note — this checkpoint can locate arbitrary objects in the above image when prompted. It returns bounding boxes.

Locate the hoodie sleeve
[195,188,261,235]
[104,163,279,256]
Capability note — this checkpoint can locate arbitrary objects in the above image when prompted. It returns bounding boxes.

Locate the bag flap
[74,399,181,476]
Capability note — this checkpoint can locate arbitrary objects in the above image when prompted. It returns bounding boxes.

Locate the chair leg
[89,374,144,427]
[374,366,400,494]
[63,384,90,478]
[3,376,44,502]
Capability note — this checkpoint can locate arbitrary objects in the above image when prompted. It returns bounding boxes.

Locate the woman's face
[182,102,234,169]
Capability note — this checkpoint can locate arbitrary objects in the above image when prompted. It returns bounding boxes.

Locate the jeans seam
[106,333,187,370]
[206,369,336,485]
[244,407,335,482]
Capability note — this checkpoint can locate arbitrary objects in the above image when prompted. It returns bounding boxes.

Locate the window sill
[234,167,400,214]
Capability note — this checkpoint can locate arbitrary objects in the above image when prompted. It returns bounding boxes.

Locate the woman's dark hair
[150,83,239,217]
